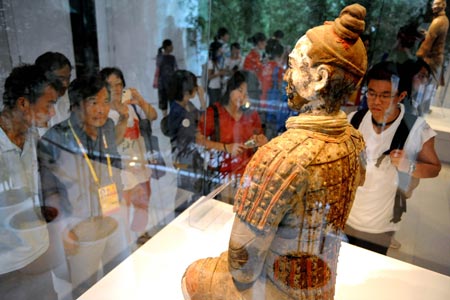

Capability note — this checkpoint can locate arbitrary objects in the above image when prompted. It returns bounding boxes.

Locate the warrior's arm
[228,217,277,290]
[228,167,308,290]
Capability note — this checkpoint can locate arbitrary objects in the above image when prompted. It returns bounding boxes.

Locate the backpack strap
[131,104,155,153]
[390,112,418,222]
[131,104,140,120]
[350,108,368,129]
[383,112,418,154]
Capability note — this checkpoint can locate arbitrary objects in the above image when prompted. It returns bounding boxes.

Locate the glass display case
[0,0,449,299]
[75,190,450,300]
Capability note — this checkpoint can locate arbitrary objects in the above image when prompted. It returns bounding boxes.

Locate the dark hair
[68,74,107,110]
[168,70,197,102]
[2,64,59,110]
[265,39,284,60]
[399,58,431,96]
[209,41,223,63]
[367,61,398,80]
[221,71,246,105]
[248,32,266,46]
[215,27,229,41]
[35,52,71,95]
[397,23,423,49]
[158,39,173,55]
[230,42,241,50]
[366,61,408,95]
[35,52,72,72]
[273,30,284,39]
[100,67,126,88]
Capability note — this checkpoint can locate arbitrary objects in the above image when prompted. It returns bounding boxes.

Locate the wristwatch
[408,161,416,175]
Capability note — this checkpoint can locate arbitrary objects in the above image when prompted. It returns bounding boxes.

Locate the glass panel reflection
[0,0,449,299]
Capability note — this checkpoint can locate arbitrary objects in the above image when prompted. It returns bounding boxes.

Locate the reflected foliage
[203,0,438,65]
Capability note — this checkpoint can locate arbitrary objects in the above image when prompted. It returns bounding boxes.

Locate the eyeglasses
[366,90,395,102]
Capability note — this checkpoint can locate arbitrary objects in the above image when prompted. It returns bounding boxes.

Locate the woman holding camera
[196,71,267,201]
[100,67,157,244]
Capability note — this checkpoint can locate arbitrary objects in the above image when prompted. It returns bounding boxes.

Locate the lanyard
[68,120,113,185]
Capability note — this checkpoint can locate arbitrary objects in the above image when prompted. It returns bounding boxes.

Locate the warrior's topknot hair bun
[305,3,367,78]
[334,3,366,42]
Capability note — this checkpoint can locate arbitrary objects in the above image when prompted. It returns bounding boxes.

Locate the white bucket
[64,216,118,289]
[21,206,66,274]
[101,213,131,272]
[8,206,48,247]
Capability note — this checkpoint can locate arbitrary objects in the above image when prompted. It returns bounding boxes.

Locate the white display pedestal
[425,106,450,163]
[78,197,450,300]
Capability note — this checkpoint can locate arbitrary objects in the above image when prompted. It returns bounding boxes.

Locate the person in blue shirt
[167,70,206,207]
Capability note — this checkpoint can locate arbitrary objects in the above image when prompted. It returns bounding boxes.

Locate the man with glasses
[345,61,441,255]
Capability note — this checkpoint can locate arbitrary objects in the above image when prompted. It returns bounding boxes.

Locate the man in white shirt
[0,64,59,299]
[345,61,441,255]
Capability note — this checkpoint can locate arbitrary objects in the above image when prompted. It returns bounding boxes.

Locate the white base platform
[425,106,450,163]
[78,197,450,300]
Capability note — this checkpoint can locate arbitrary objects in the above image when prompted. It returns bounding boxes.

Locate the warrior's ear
[313,65,330,92]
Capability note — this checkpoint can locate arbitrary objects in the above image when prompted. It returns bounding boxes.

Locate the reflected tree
[201,0,431,64]
[180,0,446,68]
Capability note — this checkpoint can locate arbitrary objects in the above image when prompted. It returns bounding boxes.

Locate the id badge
[98,183,120,214]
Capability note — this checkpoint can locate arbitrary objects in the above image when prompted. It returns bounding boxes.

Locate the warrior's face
[284,36,320,111]
[432,0,446,14]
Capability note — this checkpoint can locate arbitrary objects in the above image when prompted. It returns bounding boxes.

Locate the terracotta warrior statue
[416,0,449,84]
[182,4,367,300]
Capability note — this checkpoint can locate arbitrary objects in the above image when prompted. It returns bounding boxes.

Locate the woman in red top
[197,71,268,184]
[243,32,267,85]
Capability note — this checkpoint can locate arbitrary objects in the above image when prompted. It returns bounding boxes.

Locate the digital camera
[122,89,132,103]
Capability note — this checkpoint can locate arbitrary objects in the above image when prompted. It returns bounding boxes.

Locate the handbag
[152,66,159,89]
[193,104,223,195]
[132,105,166,179]
[160,115,170,137]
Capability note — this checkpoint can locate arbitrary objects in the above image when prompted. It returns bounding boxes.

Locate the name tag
[98,183,120,214]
